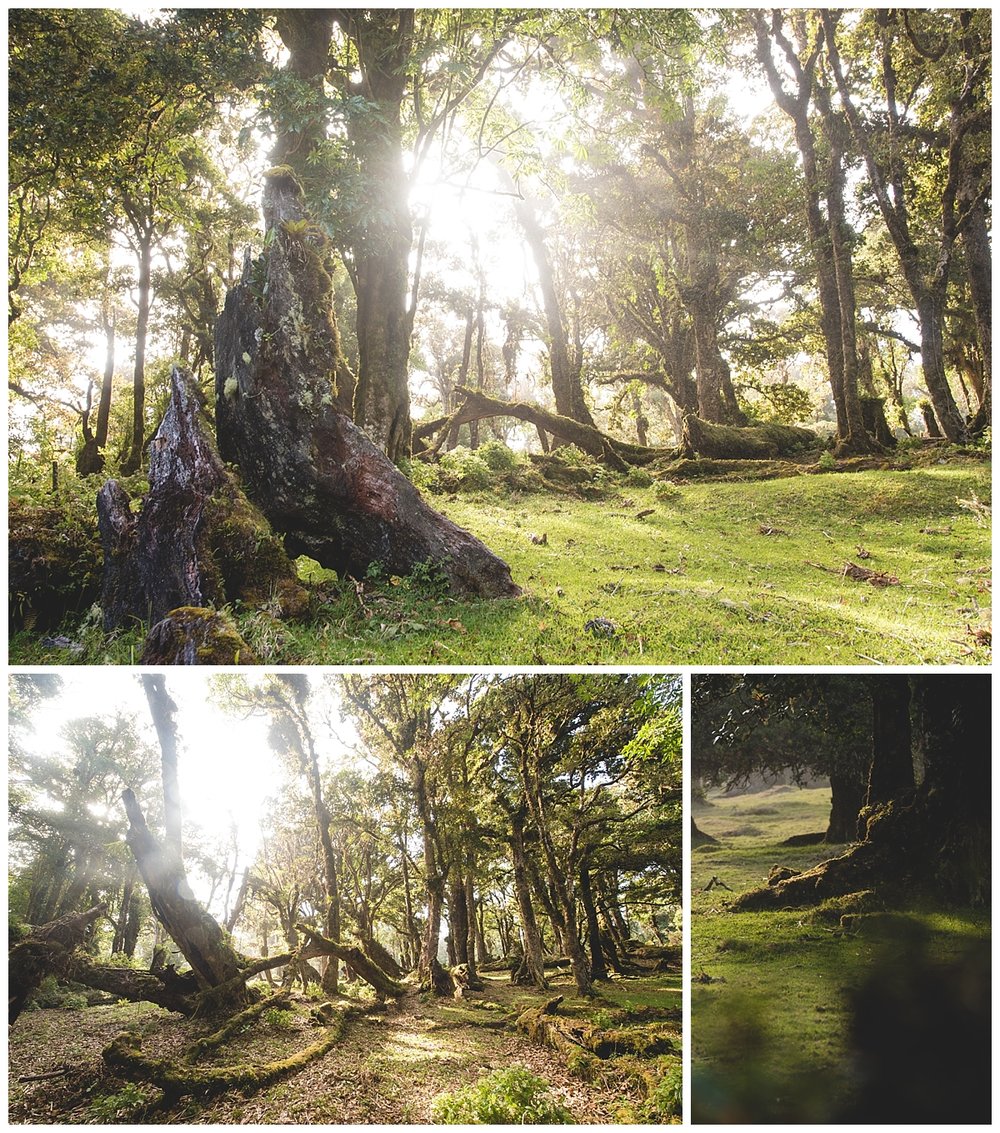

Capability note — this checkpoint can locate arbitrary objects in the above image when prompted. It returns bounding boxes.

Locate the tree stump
[97,367,307,632]
[214,170,519,599]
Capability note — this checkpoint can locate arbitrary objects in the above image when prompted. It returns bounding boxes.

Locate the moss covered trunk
[97,366,306,634]
[214,171,518,599]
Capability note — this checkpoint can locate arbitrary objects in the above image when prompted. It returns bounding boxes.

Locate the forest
[8,7,992,667]
[8,671,682,1124]
[690,673,990,1123]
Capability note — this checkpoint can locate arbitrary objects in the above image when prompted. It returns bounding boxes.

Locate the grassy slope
[10,460,990,666]
[8,972,681,1125]
[690,787,990,1123]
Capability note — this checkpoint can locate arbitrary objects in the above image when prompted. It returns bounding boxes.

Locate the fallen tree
[681,415,818,460]
[415,387,670,470]
[214,170,519,599]
[9,904,106,1023]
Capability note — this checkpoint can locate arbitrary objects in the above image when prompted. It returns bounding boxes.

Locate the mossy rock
[8,499,103,630]
[139,607,260,665]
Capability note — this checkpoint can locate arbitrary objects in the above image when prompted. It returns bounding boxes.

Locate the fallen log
[682,415,818,459]
[417,387,675,470]
[103,1003,354,1099]
[8,905,106,1023]
[214,170,518,599]
[295,925,405,999]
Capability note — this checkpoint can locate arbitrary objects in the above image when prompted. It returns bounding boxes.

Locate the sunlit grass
[9,462,990,666]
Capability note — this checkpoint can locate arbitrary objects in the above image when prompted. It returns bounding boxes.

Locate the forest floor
[691,786,991,1123]
[8,970,681,1124]
[10,452,990,667]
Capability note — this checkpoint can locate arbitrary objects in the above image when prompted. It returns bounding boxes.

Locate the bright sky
[13,672,359,914]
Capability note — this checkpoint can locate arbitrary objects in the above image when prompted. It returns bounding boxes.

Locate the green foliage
[638,1058,683,1120]
[430,1066,574,1124]
[738,378,814,426]
[653,479,683,502]
[816,451,837,472]
[626,466,654,487]
[28,977,89,1011]
[477,439,519,472]
[261,1007,297,1030]
[86,1083,150,1123]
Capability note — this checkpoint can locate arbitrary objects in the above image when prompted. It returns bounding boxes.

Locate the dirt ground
[8,973,668,1124]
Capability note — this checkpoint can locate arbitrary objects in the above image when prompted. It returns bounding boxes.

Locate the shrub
[641,1060,683,1119]
[625,466,654,488]
[86,1083,149,1122]
[478,439,519,472]
[654,479,682,502]
[430,1066,574,1124]
[438,446,493,491]
[816,451,837,472]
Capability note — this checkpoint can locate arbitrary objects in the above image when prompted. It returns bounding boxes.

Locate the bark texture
[214,170,518,599]
[8,904,105,1023]
[97,367,306,631]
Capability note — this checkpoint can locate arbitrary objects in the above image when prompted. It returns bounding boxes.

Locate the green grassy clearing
[8,972,681,1124]
[10,460,991,666]
[691,787,991,1123]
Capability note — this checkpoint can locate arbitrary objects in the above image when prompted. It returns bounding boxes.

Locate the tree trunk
[734,676,989,910]
[333,10,416,461]
[494,160,596,427]
[141,675,183,857]
[509,813,548,989]
[214,172,518,599]
[826,769,866,843]
[97,366,307,633]
[866,676,915,807]
[9,904,106,1023]
[121,788,245,999]
[123,232,152,474]
[579,860,608,981]
[963,197,991,434]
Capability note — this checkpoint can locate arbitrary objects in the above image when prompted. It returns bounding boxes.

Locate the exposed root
[103,1002,355,1098]
[183,989,292,1061]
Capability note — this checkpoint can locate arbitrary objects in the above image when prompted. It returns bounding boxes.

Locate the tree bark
[9,904,106,1023]
[121,788,245,999]
[97,366,307,632]
[214,171,518,599]
[579,859,608,981]
[141,675,183,858]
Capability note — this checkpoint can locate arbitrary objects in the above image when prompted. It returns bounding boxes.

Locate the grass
[9,458,991,666]
[691,787,991,1123]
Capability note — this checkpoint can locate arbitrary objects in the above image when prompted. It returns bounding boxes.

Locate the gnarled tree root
[103,1003,355,1098]
[184,990,292,1061]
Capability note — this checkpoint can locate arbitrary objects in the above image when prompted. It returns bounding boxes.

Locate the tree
[728,675,989,909]
[753,10,875,454]
[822,9,990,444]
